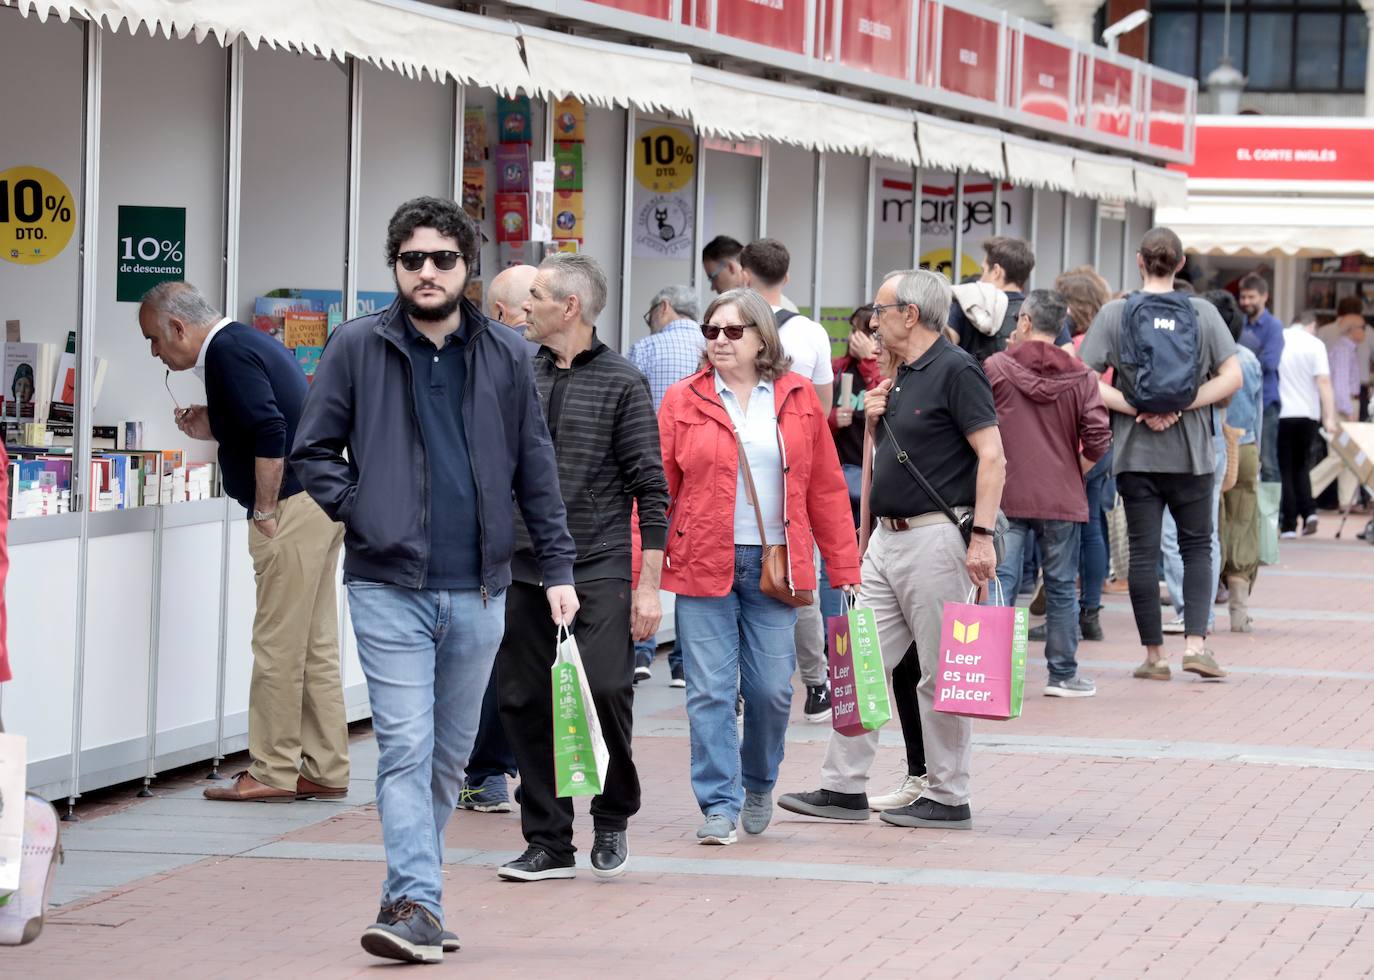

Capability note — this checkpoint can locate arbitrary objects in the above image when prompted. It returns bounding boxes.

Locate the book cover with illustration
[497,95,532,143]
[554,143,583,191]
[495,144,531,193]
[495,192,529,243]
[462,166,487,220]
[253,295,322,343]
[295,345,323,382]
[463,107,489,164]
[552,190,584,241]
[553,96,585,142]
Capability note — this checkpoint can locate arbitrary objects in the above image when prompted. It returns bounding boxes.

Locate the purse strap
[879,415,963,529]
[733,427,771,550]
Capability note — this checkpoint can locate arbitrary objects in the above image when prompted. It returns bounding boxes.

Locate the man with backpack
[949,237,1035,364]
[1080,228,1242,682]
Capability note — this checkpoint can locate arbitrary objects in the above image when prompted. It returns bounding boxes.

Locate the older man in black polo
[780,268,1006,830]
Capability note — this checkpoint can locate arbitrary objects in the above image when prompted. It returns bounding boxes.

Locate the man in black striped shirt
[496,253,670,883]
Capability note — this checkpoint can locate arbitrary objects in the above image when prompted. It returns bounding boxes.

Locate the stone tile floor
[6,521,1374,977]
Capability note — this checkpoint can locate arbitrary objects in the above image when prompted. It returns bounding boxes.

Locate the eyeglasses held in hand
[397,250,464,273]
[165,369,191,422]
[702,323,751,341]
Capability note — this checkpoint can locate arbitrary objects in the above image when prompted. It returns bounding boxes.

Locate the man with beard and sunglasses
[292,197,578,964]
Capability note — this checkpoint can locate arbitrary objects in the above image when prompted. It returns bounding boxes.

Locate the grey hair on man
[883,268,953,333]
[650,284,700,325]
[141,281,221,337]
[539,252,608,326]
[1021,288,1069,337]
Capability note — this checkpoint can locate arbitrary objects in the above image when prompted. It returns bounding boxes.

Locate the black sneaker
[803,684,831,723]
[633,665,651,684]
[777,788,870,821]
[497,845,576,882]
[361,899,445,963]
[670,664,685,688]
[1027,623,1046,642]
[377,904,459,953]
[879,797,973,830]
[590,829,628,879]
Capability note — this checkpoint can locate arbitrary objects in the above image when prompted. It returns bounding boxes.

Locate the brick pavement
[6,521,1374,977]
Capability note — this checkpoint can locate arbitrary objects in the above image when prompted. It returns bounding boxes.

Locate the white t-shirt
[1278,326,1331,421]
[772,306,834,385]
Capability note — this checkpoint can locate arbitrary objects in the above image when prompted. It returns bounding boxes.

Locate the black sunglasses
[702,323,752,341]
[397,250,464,272]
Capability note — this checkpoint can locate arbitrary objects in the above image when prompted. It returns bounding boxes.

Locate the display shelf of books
[5,328,220,520]
[1304,256,1374,319]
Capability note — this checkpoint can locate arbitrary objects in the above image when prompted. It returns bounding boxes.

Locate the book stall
[0,0,1193,803]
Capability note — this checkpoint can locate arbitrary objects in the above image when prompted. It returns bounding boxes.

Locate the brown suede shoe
[203,771,294,803]
[296,775,348,800]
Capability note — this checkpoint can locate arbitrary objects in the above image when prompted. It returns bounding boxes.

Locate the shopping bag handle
[557,622,571,645]
[965,579,1006,607]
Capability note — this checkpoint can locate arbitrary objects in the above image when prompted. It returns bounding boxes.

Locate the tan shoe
[1132,660,1171,681]
[203,771,295,802]
[296,774,348,800]
[1182,649,1227,679]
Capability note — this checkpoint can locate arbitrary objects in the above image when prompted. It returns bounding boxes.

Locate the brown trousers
[246,491,349,791]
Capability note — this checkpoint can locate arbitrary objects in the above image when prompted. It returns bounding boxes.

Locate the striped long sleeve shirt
[512,335,670,585]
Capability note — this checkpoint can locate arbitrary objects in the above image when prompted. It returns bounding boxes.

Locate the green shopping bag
[551,625,609,798]
[843,603,891,734]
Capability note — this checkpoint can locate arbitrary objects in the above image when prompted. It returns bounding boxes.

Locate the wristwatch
[252,509,279,522]
[969,525,995,537]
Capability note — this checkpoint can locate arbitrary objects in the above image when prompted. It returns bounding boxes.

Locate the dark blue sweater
[202,321,306,512]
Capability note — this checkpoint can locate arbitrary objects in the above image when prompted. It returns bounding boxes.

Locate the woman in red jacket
[658,288,860,846]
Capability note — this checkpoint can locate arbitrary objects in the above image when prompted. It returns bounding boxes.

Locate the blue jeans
[1080,451,1113,609]
[842,463,863,527]
[347,581,507,922]
[677,546,798,822]
[1161,438,1226,631]
[996,519,1082,681]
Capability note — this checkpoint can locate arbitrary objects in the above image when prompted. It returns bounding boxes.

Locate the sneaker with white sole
[633,665,651,684]
[669,664,685,688]
[1303,514,1319,536]
[458,777,511,813]
[741,791,773,835]
[360,899,445,963]
[1280,530,1298,539]
[1161,616,1186,635]
[868,774,928,811]
[696,813,737,845]
[497,845,576,882]
[1044,676,1096,698]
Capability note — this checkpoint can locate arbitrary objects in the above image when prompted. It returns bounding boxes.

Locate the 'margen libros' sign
[1178,120,1374,184]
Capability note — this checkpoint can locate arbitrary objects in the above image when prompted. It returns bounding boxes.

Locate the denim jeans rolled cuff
[634,636,656,669]
[347,581,507,921]
[996,518,1081,680]
[678,545,798,823]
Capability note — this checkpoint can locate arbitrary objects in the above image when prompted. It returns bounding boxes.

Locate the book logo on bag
[835,635,849,659]
[951,619,980,644]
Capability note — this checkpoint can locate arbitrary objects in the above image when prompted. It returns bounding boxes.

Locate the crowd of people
[128,194,1366,965]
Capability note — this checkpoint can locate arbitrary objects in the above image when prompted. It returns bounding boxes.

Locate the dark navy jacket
[290,298,575,594]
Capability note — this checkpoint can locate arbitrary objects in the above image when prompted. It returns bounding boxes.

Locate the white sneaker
[1280,530,1298,540]
[1161,617,1186,635]
[868,774,928,811]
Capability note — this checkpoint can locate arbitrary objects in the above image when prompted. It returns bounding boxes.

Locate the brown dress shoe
[203,771,295,803]
[296,774,348,800]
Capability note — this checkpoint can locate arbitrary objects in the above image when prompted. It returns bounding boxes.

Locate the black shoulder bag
[878,415,1007,562]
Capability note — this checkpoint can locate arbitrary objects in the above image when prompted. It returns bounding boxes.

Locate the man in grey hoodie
[984,289,1111,697]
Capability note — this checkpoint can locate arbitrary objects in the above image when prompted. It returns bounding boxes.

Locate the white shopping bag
[551,626,610,798]
[0,733,26,898]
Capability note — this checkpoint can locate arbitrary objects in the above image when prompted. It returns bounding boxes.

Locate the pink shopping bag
[933,585,1027,721]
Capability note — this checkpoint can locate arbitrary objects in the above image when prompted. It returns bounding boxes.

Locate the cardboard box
[1331,421,1374,487]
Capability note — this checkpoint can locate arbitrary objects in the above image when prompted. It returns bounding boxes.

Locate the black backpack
[966,294,1022,364]
[1118,291,1202,413]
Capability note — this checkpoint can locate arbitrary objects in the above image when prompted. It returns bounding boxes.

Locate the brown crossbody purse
[732,427,815,608]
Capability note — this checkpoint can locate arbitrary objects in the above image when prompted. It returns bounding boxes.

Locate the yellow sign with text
[0,165,75,265]
[634,126,696,194]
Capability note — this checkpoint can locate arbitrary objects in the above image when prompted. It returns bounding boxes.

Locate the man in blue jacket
[292,198,578,965]
[1238,273,1285,482]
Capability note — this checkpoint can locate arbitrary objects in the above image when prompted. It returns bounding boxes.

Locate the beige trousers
[246,491,349,791]
[819,521,974,806]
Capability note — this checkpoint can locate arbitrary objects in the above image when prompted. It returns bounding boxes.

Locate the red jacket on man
[984,340,1111,523]
[657,368,861,597]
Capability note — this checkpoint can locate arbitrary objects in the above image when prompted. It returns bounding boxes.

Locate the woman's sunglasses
[702,323,752,341]
[397,250,464,272]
